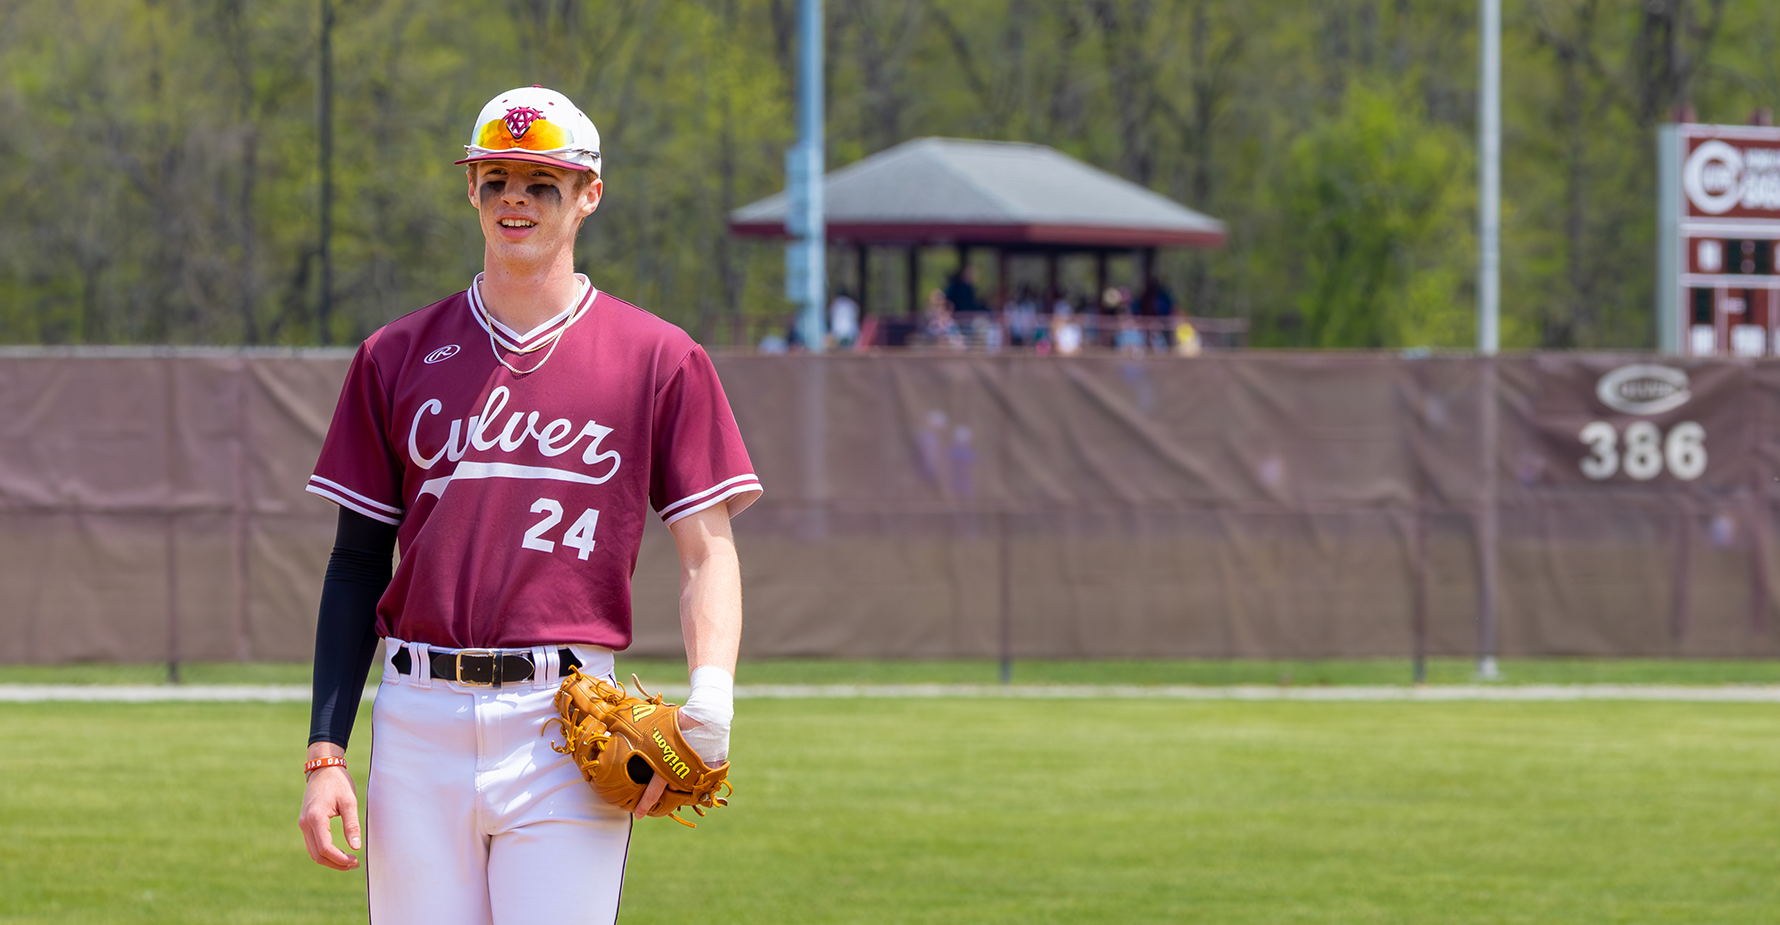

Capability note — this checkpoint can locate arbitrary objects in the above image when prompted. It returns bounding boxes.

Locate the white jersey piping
[305,481,403,526]
[659,473,763,518]
[308,474,404,515]
[661,477,763,525]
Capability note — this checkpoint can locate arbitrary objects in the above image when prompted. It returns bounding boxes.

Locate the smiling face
[466,160,602,272]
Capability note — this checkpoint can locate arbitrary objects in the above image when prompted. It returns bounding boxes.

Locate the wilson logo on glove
[651,729,693,779]
[543,671,731,827]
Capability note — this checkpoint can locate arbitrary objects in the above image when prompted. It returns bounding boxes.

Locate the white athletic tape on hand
[679,665,734,764]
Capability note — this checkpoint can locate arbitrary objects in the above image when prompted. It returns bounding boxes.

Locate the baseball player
[296,85,760,924]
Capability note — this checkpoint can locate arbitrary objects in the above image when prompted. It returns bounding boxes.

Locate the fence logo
[1684,139,1780,215]
[424,344,461,364]
[1579,366,1706,481]
[1596,365,1690,416]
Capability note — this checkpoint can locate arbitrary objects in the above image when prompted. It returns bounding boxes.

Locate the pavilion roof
[728,137,1225,249]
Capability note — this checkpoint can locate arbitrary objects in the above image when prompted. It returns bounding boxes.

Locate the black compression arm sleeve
[308,507,398,749]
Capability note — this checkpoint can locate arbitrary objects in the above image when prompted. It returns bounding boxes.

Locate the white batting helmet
[455,86,601,174]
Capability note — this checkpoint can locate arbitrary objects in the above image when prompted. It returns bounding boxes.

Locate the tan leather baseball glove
[543,670,731,827]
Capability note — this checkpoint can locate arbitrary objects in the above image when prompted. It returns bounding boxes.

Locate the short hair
[470,161,597,188]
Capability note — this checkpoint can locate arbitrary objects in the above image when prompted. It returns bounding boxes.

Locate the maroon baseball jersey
[307,278,761,650]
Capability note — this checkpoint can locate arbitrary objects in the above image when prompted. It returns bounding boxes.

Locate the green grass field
[11,656,1780,688]
[2,695,1777,924]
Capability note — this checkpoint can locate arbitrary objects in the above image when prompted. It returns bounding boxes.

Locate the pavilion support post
[1139,247,1156,311]
[906,245,920,318]
[1045,251,1060,303]
[955,244,971,311]
[996,249,1010,311]
[1095,250,1109,305]
[856,244,869,315]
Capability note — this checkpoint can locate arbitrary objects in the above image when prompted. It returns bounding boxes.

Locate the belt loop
[534,645,553,690]
[412,642,434,688]
[381,637,401,684]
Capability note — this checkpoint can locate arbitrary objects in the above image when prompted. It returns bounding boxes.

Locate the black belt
[392,645,582,687]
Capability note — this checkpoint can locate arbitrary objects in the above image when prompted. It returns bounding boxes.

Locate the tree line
[0,0,1771,349]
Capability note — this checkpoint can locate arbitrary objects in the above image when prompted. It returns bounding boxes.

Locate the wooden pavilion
[728,137,1226,323]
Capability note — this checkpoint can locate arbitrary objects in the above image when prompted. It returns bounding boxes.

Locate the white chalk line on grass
[5,683,1780,703]
[0,685,315,703]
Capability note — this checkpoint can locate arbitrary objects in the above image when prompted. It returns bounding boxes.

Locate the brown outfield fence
[1,346,1777,665]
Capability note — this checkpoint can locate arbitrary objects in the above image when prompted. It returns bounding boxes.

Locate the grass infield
[1,697,1776,923]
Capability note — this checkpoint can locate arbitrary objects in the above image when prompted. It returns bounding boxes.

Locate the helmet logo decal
[503,107,546,141]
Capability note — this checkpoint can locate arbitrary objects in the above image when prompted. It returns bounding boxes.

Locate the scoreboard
[1658,123,1780,357]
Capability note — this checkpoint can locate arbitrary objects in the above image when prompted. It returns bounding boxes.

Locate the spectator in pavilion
[1006,287,1041,347]
[1102,286,1128,314]
[1052,302,1083,355]
[945,265,984,317]
[924,288,964,349]
[1114,306,1145,354]
[1147,280,1176,317]
[1146,280,1177,351]
[1175,320,1203,357]
[828,289,860,348]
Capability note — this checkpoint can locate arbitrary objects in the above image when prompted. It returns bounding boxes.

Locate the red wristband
[304,756,347,776]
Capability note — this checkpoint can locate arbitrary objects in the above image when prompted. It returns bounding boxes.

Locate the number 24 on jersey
[523,498,601,559]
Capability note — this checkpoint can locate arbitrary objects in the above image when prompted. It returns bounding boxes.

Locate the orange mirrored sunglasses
[475,110,575,152]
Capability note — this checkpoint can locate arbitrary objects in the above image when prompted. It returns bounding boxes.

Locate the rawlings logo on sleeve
[651,728,693,779]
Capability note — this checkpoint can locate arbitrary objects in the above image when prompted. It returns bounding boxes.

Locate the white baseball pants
[368,638,631,925]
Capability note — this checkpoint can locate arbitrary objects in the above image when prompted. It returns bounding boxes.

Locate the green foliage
[1259,81,1472,347]
[3,699,1779,923]
[0,0,1776,348]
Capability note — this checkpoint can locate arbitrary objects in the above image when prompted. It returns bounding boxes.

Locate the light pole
[1476,0,1502,681]
[1478,0,1500,358]
[785,0,826,351]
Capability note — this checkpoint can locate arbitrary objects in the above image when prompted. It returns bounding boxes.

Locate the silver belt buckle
[454,648,499,686]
